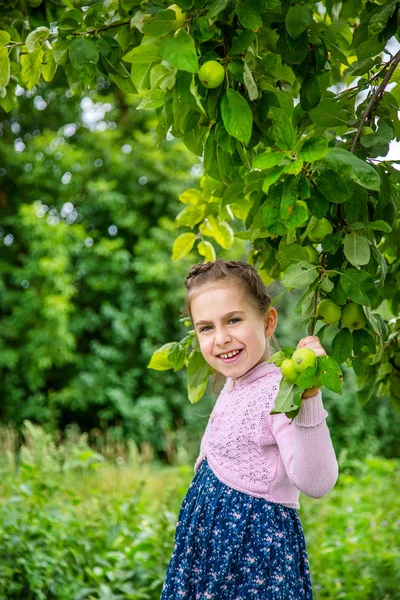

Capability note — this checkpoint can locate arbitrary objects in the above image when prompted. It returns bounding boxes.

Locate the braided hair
[183,259,272,320]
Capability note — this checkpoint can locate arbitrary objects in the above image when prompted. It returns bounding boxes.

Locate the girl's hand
[296,336,326,399]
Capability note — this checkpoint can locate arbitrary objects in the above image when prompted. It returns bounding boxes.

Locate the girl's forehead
[190,281,250,315]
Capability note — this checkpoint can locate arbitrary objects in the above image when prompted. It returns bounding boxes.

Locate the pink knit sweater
[194,361,339,509]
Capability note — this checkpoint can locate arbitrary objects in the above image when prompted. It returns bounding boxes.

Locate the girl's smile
[190,281,277,380]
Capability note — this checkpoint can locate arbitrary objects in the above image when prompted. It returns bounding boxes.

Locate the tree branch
[6,20,131,49]
[350,49,400,154]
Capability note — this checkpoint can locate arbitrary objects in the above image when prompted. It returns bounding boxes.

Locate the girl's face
[190,280,278,380]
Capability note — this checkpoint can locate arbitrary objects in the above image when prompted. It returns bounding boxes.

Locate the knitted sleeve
[270,391,339,498]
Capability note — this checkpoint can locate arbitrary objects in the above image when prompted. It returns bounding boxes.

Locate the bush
[0,422,399,599]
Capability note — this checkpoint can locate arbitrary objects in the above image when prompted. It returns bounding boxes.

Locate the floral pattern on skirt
[161,458,313,599]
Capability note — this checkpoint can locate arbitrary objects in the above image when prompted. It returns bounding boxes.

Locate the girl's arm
[270,389,339,498]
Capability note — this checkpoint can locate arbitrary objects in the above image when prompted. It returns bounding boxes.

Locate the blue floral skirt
[161,458,313,599]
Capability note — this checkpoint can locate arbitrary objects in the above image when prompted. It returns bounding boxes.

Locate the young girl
[161,259,339,599]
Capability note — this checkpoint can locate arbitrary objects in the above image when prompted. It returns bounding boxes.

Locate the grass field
[0,423,399,599]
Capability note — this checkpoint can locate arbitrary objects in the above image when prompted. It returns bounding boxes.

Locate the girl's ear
[264,306,278,337]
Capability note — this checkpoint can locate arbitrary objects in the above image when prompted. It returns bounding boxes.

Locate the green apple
[361,126,374,136]
[308,218,333,243]
[304,245,319,264]
[292,347,317,373]
[280,358,299,383]
[168,4,186,28]
[198,61,225,89]
[341,303,367,330]
[316,299,342,325]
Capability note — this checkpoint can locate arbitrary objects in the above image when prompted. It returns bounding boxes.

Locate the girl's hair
[183,259,271,317]
[182,259,280,395]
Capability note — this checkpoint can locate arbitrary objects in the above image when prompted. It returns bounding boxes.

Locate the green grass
[0,422,399,599]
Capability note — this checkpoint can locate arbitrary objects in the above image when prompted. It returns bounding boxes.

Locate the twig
[350,48,400,153]
[6,19,131,49]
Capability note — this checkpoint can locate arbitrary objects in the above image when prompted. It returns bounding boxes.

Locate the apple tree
[1,0,399,414]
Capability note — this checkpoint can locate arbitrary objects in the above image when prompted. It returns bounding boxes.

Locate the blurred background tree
[0,78,220,459]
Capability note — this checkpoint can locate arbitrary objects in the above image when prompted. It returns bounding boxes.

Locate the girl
[161,259,338,599]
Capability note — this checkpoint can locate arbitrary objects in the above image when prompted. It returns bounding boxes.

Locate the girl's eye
[229,318,240,324]
[200,318,240,332]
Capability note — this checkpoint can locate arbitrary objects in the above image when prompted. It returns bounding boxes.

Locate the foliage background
[0,1,400,598]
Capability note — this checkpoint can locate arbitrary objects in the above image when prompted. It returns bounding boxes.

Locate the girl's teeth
[220,350,240,358]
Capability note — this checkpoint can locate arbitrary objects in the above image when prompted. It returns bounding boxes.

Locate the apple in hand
[292,347,317,372]
[280,358,299,383]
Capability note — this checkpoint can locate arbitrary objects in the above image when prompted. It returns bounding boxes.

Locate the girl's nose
[215,327,232,346]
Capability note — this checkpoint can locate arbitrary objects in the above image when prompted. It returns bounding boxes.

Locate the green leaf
[309,99,348,127]
[187,351,210,404]
[299,137,329,162]
[285,5,313,39]
[339,269,376,305]
[324,148,380,191]
[317,356,343,394]
[317,170,348,204]
[203,215,234,249]
[280,178,308,228]
[230,30,256,55]
[137,89,166,110]
[253,151,284,170]
[283,158,303,176]
[69,37,99,86]
[160,29,199,73]
[207,0,230,20]
[176,204,205,227]
[331,329,353,364]
[296,365,319,391]
[197,240,216,262]
[270,379,298,414]
[221,88,253,146]
[25,26,49,53]
[53,39,71,65]
[0,31,10,48]
[370,246,387,286]
[352,329,376,355]
[236,2,263,30]
[368,2,396,37]
[147,342,175,370]
[300,74,321,111]
[343,233,371,268]
[69,37,99,68]
[243,61,258,100]
[172,232,196,260]
[123,43,161,64]
[20,48,43,90]
[267,350,287,367]
[0,48,10,88]
[282,261,318,288]
[41,50,57,82]
[262,165,286,193]
[179,188,203,205]
[142,9,181,37]
[269,106,296,151]
[263,186,287,236]
[343,58,375,77]
[277,243,309,270]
